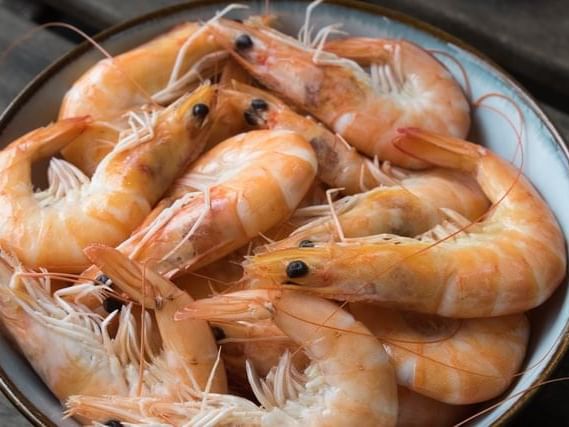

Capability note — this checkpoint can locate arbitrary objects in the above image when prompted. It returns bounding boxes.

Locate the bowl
[0,1,568,425]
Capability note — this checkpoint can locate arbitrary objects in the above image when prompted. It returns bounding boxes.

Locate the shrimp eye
[212,326,226,341]
[192,103,209,119]
[103,297,124,313]
[286,260,309,278]
[251,98,268,111]
[244,109,259,126]
[235,34,253,50]
[299,240,315,248]
[96,274,112,286]
[104,420,124,427]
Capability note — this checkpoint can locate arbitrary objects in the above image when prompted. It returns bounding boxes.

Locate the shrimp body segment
[244,131,566,317]
[119,129,317,277]
[352,305,529,404]
[0,85,214,271]
[264,166,489,252]
[220,82,381,194]
[180,289,398,427]
[209,20,470,168]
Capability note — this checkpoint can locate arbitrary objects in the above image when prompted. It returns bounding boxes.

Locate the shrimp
[178,289,399,427]
[0,243,223,408]
[219,82,382,193]
[397,387,471,427]
[115,129,317,278]
[0,84,214,271]
[58,17,230,175]
[243,129,566,317]
[351,304,529,404]
[84,244,227,396]
[260,162,489,252]
[207,19,470,168]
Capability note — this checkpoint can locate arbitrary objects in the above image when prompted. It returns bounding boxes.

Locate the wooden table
[0,0,568,425]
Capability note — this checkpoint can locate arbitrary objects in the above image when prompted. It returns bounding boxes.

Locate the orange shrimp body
[352,304,529,404]
[180,289,398,427]
[209,20,470,168]
[60,22,225,175]
[219,82,382,193]
[262,166,489,252]
[0,84,214,271]
[117,129,317,277]
[243,130,566,317]
[84,244,227,395]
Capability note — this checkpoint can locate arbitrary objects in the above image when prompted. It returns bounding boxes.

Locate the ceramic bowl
[0,1,568,425]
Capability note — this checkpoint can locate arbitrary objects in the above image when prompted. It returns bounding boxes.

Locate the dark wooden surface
[0,0,567,425]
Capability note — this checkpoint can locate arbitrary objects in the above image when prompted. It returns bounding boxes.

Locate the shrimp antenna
[299,0,325,46]
[474,92,526,169]
[453,377,569,427]
[200,347,223,411]
[325,188,346,242]
[428,49,472,100]
[167,3,248,87]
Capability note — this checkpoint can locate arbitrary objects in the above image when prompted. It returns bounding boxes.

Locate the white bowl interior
[0,1,568,425]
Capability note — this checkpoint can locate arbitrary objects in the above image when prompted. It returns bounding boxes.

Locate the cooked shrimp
[351,304,529,404]
[84,244,227,395]
[115,129,317,278]
[208,19,470,168]
[397,386,471,427]
[260,162,489,252]
[220,82,383,193]
[58,7,241,174]
[0,243,225,408]
[179,289,398,426]
[0,84,214,271]
[59,22,221,119]
[243,129,566,317]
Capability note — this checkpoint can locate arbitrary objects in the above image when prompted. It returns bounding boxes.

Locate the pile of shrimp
[0,1,565,426]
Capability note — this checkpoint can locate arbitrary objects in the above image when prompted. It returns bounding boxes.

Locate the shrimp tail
[394,127,483,172]
[0,117,90,170]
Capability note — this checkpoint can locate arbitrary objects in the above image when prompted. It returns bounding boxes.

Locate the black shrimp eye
[299,240,315,248]
[192,103,209,119]
[104,420,124,427]
[286,260,309,278]
[244,109,258,126]
[251,98,268,111]
[103,297,124,313]
[235,33,253,50]
[96,274,112,286]
[212,326,226,341]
